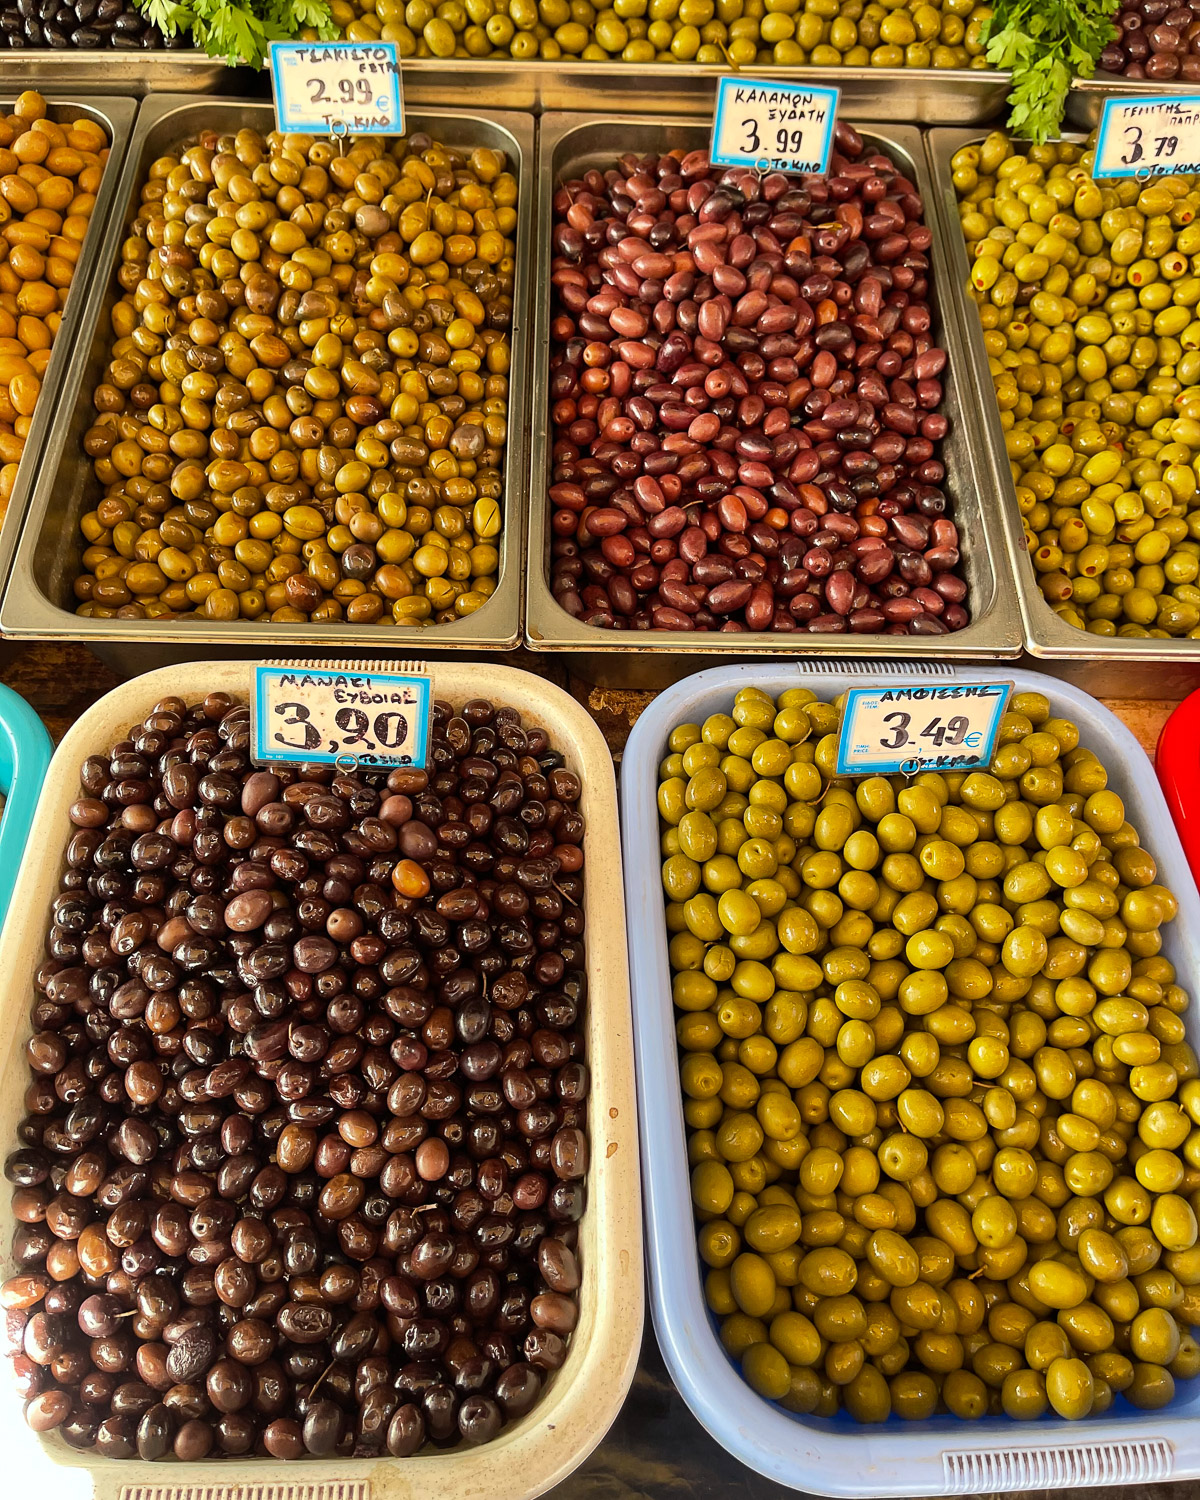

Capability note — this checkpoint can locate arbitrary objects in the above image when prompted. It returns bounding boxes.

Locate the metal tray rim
[524,109,1024,659]
[1065,76,1189,130]
[926,123,1200,663]
[0,57,1012,108]
[0,92,534,651]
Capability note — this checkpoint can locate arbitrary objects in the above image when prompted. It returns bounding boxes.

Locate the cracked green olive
[956,132,1200,640]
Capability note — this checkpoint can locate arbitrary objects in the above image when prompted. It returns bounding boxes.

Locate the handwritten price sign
[251,665,431,770]
[710,77,839,176]
[836,682,1013,777]
[269,41,403,137]
[1094,95,1200,179]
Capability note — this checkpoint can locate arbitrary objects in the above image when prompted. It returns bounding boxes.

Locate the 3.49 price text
[877,712,981,752]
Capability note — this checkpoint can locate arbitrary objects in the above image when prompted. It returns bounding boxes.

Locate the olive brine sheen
[3,690,590,1460]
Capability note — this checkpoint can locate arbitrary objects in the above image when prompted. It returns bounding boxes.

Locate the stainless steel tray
[0,93,136,598]
[0,92,533,652]
[0,54,241,94]
[524,111,1024,677]
[1066,74,1183,129]
[927,125,1200,694]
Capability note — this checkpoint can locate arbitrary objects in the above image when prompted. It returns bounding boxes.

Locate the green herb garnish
[983,0,1116,145]
[137,0,337,71]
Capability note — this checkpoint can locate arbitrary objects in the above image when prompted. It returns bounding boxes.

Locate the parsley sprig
[137,0,336,69]
[983,0,1116,144]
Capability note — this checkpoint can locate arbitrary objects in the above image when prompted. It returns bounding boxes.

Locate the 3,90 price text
[272,701,411,757]
[251,666,431,770]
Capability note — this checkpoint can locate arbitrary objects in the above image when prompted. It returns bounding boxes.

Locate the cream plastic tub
[0,659,642,1500]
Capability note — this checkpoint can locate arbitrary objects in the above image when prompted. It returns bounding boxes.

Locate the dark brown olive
[302,1397,343,1455]
[136,1402,173,1460]
[174,1417,214,1461]
[5,694,587,1459]
[537,1239,581,1293]
[165,1325,216,1385]
[495,1362,542,1419]
[387,1401,425,1456]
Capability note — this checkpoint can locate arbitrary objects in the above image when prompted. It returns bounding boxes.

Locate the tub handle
[264,657,428,677]
[116,1482,370,1500]
[790,658,958,679]
[942,1436,1172,1492]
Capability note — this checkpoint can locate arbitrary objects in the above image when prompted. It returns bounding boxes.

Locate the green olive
[664,684,1192,1426]
[1046,1355,1094,1419]
[956,133,1200,638]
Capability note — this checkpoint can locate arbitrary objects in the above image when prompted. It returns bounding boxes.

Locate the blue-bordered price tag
[1093,95,1200,179]
[269,41,403,137]
[252,664,431,770]
[710,77,839,176]
[836,682,1012,778]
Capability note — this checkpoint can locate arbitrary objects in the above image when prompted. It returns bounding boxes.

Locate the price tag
[269,41,403,137]
[1093,95,1200,179]
[836,682,1012,778]
[251,664,431,770]
[710,77,839,177]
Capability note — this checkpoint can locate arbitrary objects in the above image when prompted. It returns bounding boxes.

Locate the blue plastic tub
[620,659,1200,1497]
[0,682,51,935]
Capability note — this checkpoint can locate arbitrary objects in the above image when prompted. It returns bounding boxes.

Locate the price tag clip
[1093,95,1200,180]
[251,661,432,771]
[269,41,404,140]
[835,682,1012,779]
[710,76,839,178]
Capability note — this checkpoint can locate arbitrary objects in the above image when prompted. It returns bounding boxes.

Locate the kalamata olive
[1106,0,1200,73]
[549,140,964,636]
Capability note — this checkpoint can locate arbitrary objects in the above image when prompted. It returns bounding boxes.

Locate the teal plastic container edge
[0,682,52,936]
